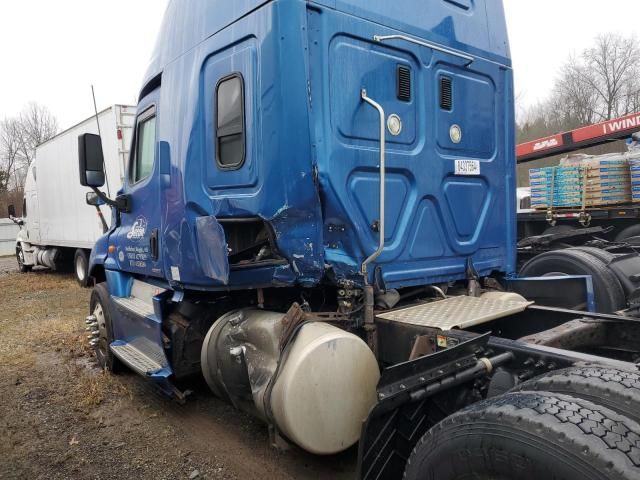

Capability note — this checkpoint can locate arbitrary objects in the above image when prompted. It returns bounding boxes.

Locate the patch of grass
[71,370,132,410]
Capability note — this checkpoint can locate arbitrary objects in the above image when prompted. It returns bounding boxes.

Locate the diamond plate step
[110,338,167,375]
[111,279,167,318]
[376,296,533,331]
[112,295,155,318]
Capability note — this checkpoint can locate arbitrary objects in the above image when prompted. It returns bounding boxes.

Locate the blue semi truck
[78,1,640,478]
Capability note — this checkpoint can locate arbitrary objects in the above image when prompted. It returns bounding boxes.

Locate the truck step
[110,337,168,376]
[111,279,166,318]
[376,295,532,331]
[112,295,154,318]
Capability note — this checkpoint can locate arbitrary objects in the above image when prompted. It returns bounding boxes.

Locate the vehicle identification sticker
[171,266,181,282]
[455,160,481,176]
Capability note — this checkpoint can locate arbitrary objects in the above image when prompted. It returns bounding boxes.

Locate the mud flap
[357,334,490,480]
[195,216,230,284]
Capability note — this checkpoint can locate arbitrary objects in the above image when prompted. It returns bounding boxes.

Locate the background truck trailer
[516,116,640,316]
[11,105,134,285]
[517,114,640,242]
[76,1,640,479]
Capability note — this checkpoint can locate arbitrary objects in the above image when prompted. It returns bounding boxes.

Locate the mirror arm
[91,188,131,214]
[93,206,109,234]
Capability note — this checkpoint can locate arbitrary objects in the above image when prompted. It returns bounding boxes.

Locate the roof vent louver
[440,76,453,111]
[397,65,411,102]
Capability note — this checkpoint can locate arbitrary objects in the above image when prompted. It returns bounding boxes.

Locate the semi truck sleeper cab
[77,1,640,479]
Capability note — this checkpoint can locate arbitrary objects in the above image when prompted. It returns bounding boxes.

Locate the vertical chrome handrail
[360,89,386,282]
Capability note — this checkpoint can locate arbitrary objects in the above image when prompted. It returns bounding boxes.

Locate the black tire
[513,365,640,424]
[519,249,626,313]
[571,246,615,264]
[16,245,31,273]
[74,249,90,287]
[89,283,122,373]
[403,391,640,480]
[615,224,640,242]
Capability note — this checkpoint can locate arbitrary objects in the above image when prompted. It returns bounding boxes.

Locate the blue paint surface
[90,0,516,291]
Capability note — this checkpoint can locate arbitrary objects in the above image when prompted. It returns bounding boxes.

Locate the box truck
[76,2,640,478]
[9,105,134,285]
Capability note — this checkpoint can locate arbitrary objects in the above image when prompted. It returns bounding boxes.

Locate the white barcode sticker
[170,266,181,282]
[455,160,480,176]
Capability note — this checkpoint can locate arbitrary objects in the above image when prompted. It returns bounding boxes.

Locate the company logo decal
[533,138,559,151]
[126,216,147,241]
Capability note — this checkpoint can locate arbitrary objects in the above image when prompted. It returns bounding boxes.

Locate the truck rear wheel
[16,246,31,273]
[513,365,640,424]
[74,249,90,287]
[571,245,615,264]
[89,283,122,373]
[519,249,626,313]
[615,224,640,242]
[403,391,640,480]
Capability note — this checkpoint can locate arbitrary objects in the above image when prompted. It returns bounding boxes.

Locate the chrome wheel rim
[92,302,109,367]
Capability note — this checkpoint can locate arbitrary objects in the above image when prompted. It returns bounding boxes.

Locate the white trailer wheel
[74,249,90,287]
[16,246,31,273]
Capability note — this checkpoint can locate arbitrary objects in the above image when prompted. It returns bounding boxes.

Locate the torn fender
[195,215,230,284]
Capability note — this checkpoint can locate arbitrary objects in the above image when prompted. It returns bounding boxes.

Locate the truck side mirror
[7,204,16,218]
[78,133,105,188]
[86,191,105,207]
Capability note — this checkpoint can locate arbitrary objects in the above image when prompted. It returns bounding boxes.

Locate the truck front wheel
[403,391,640,480]
[89,283,122,373]
[16,246,31,273]
[74,249,90,287]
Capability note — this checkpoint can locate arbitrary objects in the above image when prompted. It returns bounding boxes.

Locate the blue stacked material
[529,157,632,209]
[630,159,640,202]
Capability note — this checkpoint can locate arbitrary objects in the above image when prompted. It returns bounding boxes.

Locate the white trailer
[10,105,135,285]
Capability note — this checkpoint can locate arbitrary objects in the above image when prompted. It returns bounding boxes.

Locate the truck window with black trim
[215,74,245,169]
[131,107,156,184]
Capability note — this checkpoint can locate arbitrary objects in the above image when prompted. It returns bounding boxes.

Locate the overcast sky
[504,0,640,114]
[0,0,168,129]
[0,1,639,129]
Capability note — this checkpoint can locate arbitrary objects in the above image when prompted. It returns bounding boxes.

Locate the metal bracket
[373,34,474,65]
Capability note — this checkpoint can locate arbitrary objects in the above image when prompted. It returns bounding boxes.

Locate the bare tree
[16,102,59,169]
[551,57,600,128]
[579,34,640,120]
[517,33,640,143]
[0,103,58,213]
[0,118,22,192]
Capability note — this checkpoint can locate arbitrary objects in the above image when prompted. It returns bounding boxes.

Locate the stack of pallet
[529,153,632,209]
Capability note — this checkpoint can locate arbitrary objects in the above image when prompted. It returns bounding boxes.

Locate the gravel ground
[0,255,17,276]
[0,264,356,480]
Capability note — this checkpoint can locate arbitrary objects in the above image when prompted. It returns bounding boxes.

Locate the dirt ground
[0,256,356,480]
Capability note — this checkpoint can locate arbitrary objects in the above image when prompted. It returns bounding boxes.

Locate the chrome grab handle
[373,34,474,65]
[360,89,386,280]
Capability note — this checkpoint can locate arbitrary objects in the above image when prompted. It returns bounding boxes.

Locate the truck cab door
[24,166,40,245]
[111,90,163,278]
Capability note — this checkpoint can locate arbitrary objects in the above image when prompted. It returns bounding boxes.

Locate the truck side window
[131,109,157,184]
[216,74,245,169]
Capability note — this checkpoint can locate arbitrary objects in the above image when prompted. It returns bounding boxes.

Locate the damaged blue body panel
[90,0,516,292]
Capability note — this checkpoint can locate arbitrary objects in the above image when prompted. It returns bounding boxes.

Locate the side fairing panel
[309,0,510,65]
[307,4,516,288]
[157,1,324,289]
